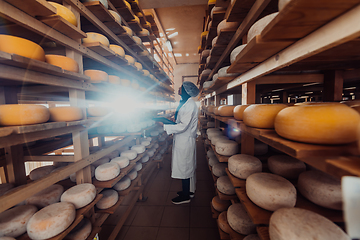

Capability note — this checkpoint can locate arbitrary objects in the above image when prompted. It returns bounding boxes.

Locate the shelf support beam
[322,70,344,102]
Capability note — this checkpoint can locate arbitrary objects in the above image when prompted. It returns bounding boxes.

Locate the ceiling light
[174,53,182,57]
[167,32,178,38]
[272,88,284,92]
[165,40,173,52]
[186,53,189,56]
[166,28,175,31]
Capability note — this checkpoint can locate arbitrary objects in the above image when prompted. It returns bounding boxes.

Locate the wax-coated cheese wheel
[0,104,50,126]
[27,202,75,240]
[0,205,37,238]
[243,104,287,128]
[45,55,79,72]
[0,183,13,197]
[218,66,238,78]
[49,107,83,122]
[269,208,349,240]
[29,165,56,180]
[227,203,256,235]
[212,162,228,177]
[64,218,91,240]
[298,170,342,210]
[217,176,235,195]
[218,105,236,117]
[278,0,291,11]
[218,211,231,234]
[87,106,110,117]
[70,165,95,182]
[228,154,262,179]
[26,184,64,208]
[121,150,138,160]
[123,26,133,36]
[217,20,240,35]
[113,176,131,191]
[233,105,249,120]
[109,75,121,85]
[92,157,110,167]
[247,12,278,43]
[135,162,142,171]
[47,2,77,26]
[246,173,296,211]
[82,0,108,8]
[230,44,247,64]
[61,183,96,209]
[211,6,226,18]
[268,155,306,179]
[108,10,121,23]
[95,163,120,181]
[134,62,143,71]
[244,234,261,240]
[212,196,231,212]
[96,189,118,209]
[128,169,138,180]
[111,156,130,169]
[215,140,238,156]
[109,44,125,57]
[83,32,109,47]
[274,103,360,144]
[84,69,109,83]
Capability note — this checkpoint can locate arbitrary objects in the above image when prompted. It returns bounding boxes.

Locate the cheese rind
[111,156,130,169]
[243,104,287,128]
[230,44,247,64]
[45,55,79,72]
[26,184,64,208]
[49,107,83,122]
[113,176,131,191]
[227,203,256,235]
[217,176,235,195]
[83,32,109,47]
[64,218,92,240]
[218,105,236,117]
[268,155,306,179]
[95,163,121,181]
[120,150,138,160]
[233,105,249,120]
[131,145,146,154]
[29,165,56,180]
[108,10,121,23]
[217,20,239,35]
[47,2,77,26]
[247,12,278,42]
[0,104,50,126]
[96,189,118,209]
[228,154,262,179]
[212,196,231,212]
[87,106,110,117]
[215,140,238,156]
[212,162,228,177]
[84,69,109,83]
[60,183,96,209]
[109,44,125,57]
[128,169,138,180]
[218,211,231,234]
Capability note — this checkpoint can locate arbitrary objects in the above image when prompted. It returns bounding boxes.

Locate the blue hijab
[175,85,191,121]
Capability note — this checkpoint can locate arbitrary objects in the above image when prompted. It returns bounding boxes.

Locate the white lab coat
[164,98,199,190]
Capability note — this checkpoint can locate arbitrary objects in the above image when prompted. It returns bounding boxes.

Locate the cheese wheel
[61,183,96,209]
[0,104,50,126]
[70,165,95,182]
[274,103,360,144]
[211,136,228,146]
[278,0,291,11]
[82,0,108,8]
[218,211,231,234]
[141,155,150,163]
[212,36,218,47]
[95,163,120,181]
[87,106,110,117]
[83,32,109,47]
[92,157,110,167]
[108,75,121,85]
[134,62,143,71]
[109,44,125,57]
[49,107,83,122]
[207,131,223,140]
[203,81,213,89]
[246,173,296,211]
[29,165,56,180]
[298,170,342,210]
[217,176,235,195]
[123,26,133,36]
[139,28,150,36]
[269,208,349,240]
[247,12,278,43]
[0,237,16,240]
[84,69,109,83]
[210,6,226,19]
[227,203,256,235]
[64,218,91,240]
[132,36,142,45]
[0,205,37,238]
[212,162,228,177]
[207,150,216,158]
[268,155,306,179]
[212,196,231,212]
[0,183,13,197]
[128,169,138,180]
[207,128,220,134]
[124,0,131,9]
[254,142,268,155]
[27,202,76,240]
[243,104,288,128]
[45,55,79,72]
[26,184,64,208]
[113,176,131,191]
[147,150,155,157]
[120,78,131,87]
[108,10,121,23]
[217,20,240,35]
[130,15,140,24]
[120,150,138,160]
[228,154,262,179]
[142,69,150,76]
[48,2,78,26]
[202,69,212,76]
[244,234,261,240]
[135,162,142,171]
[96,189,118,209]
[141,140,151,146]
[125,55,135,65]
[208,0,216,5]
[213,73,219,82]
[0,35,45,62]
[218,105,236,117]
[218,66,238,78]
[230,44,247,64]
[215,140,238,156]
[111,156,130,169]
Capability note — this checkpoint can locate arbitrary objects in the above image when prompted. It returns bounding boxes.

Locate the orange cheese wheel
[48,2,77,26]
[0,104,50,126]
[233,105,250,120]
[45,55,79,72]
[108,10,121,23]
[87,106,110,117]
[243,104,288,128]
[218,211,231,234]
[109,75,121,84]
[84,69,109,83]
[83,32,109,47]
[213,107,220,115]
[0,35,45,62]
[275,103,360,144]
[60,183,96,209]
[26,184,64,208]
[125,55,135,65]
[109,44,125,57]
[49,107,83,122]
[218,105,236,117]
[64,218,92,240]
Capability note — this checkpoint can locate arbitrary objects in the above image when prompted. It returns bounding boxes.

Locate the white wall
[173,63,199,102]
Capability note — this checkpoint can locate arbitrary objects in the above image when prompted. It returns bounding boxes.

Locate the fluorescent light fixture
[165,40,173,52]
[166,28,175,31]
[305,91,313,94]
[272,88,284,92]
[303,82,320,87]
[167,32,178,38]
[344,87,356,90]
[174,53,182,57]
[186,53,189,56]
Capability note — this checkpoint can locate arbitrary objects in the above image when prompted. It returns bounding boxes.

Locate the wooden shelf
[83,1,116,23]
[216,188,238,201]
[106,54,128,65]
[118,174,141,196]
[212,10,227,26]
[116,7,135,22]
[256,226,270,240]
[211,44,228,56]
[128,21,143,33]
[226,169,246,188]
[103,21,126,35]
[83,42,116,57]
[216,29,238,45]
[208,77,237,91]
[96,195,125,214]
[210,144,230,163]
[4,0,56,17]
[225,0,256,22]
[205,27,217,48]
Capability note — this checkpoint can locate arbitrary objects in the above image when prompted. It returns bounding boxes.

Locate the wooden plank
[217,29,238,45]
[225,0,256,22]
[216,188,238,201]
[255,74,324,85]
[205,27,217,48]
[5,145,26,185]
[117,33,136,45]
[322,70,344,101]
[116,7,135,21]
[118,175,141,196]
[128,21,142,33]
[83,1,115,22]
[106,54,128,65]
[4,0,56,17]
[96,196,125,214]
[103,21,126,35]
[257,226,270,240]
[23,155,75,162]
[111,0,127,8]
[226,168,246,188]
[326,156,360,179]
[215,0,230,8]
[83,42,116,57]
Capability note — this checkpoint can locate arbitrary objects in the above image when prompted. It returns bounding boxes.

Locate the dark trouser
[182,178,190,197]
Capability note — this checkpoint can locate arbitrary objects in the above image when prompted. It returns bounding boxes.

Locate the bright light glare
[174,53,182,57]
[166,28,175,31]
[168,32,178,38]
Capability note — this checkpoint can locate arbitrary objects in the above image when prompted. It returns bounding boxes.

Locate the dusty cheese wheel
[207,149,215,158]
[131,145,145,154]
[47,2,77,26]
[92,157,110,167]
[278,0,291,11]
[64,218,91,240]
[228,154,262,179]
[121,150,138,160]
[132,36,142,45]
[61,183,96,209]
[207,131,223,140]
[268,155,306,179]
[128,169,138,180]
[141,155,150,163]
[218,66,238,78]
[212,196,231,212]
[211,136,228,145]
[134,62,143,71]
[217,20,240,35]
[45,55,79,72]
[96,189,118,209]
[298,170,342,210]
[109,75,121,85]
[243,104,288,128]
[230,44,247,64]
[227,203,256,235]
[109,44,125,57]
[217,176,235,195]
[142,69,150,76]
[29,165,56,180]
[113,176,131,191]
[147,150,155,157]
[26,184,64,208]
[141,140,151,146]
[70,165,95,182]
[274,103,360,144]
[212,36,218,47]
[83,32,109,47]
[87,106,110,117]
[0,205,37,238]
[49,107,83,122]
[0,104,50,126]
[108,10,121,23]
[111,156,130,169]
[125,55,135,65]
[27,202,75,239]
[212,162,228,177]
[202,69,212,76]
[218,211,231,234]
[135,162,142,171]
[246,172,296,211]
[233,105,249,120]
[95,163,120,181]
[84,69,109,83]
[0,183,13,197]
[269,208,349,240]
[244,234,261,240]
[247,12,278,43]
[207,128,220,134]
[218,105,236,117]
[209,156,219,167]
[215,140,238,156]
[0,35,45,62]
[213,73,219,82]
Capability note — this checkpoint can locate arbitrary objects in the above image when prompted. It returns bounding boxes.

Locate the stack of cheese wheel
[243,104,287,128]
[0,183,13,197]
[228,154,262,179]
[269,208,349,240]
[207,130,223,140]
[0,205,38,238]
[109,44,125,57]
[247,12,278,43]
[84,69,109,83]
[268,155,306,179]
[218,66,238,78]
[29,165,56,180]
[298,170,342,210]
[121,78,131,87]
[274,103,360,144]
[246,173,296,211]
[87,106,110,117]
[215,140,238,156]
[70,165,95,182]
[111,156,130,169]
[92,157,110,167]
[227,203,256,235]
[0,104,50,126]
[45,55,79,72]
[210,6,226,18]
[128,169,137,180]
[113,176,131,191]
[213,106,220,115]
[141,139,151,146]
[201,49,211,59]
[121,150,138,160]
[83,32,109,47]
[134,62,142,71]
[27,202,76,239]
[218,105,236,117]
[108,10,121,23]
[109,75,121,85]
[218,211,231,234]
[26,184,64,208]
[64,218,92,240]
[233,104,249,120]
[217,176,235,195]
[96,189,118,209]
[217,20,240,35]
[212,196,231,212]
[212,162,228,177]
[203,81,213,89]
[61,183,96,209]
[48,2,77,26]
[212,36,218,47]
[131,145,146,154]
[49,107,83,122]
[95,162,120,181]
[230,44,247,64]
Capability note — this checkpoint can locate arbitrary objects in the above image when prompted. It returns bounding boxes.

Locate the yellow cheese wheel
[49,106,83,122]
[121,78,131,87]
[108,75,121,84]
[143,21,151,29]
[139,50,150,56]
[208,0,216,5]
[130,15,140,24]
[48,2,77,26]
[142,69,150,76]
[207,106,215,113]
[87,106,110,117]
[233,105,250,120]
[218,105,236,117]
[124,0,131,9]
[109,44,125,57]
[134,62,142,71]
[0,35,45,62]
[0,104,50,126]
[138,28,150,36]
[84,69,109,83]
[45,55,79,73]
[108,10,121,23]
[243,104,288,128]
[274,103,360,144]
[83,32,109,47]
[123,26,133,36]
[125,55,135,65]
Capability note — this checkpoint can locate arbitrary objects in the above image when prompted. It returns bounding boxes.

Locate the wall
[173,63,199,102]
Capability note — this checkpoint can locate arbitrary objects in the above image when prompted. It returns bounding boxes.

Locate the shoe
[172,195,191,205]
[177,191,195,198]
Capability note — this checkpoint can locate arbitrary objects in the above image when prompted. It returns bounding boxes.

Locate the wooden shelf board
[83,42,116,57]
[326,156,360,179]
[216,188,238,201]
[5,0,56,17]
[117,33,136,45]
[226,168,246,188]
[83,1,116,23]
[128,21,143,33]
[257,226,270,240]
[116,7,135,21]
[111,0,127,9]
[106,54,128,65]
[78,193,104,216]
[96,195,125,214]
[206,27,218,47]
[139,34,155,43]
[211,44,228,56]
[86,226,102,240]
[212,10,227,26]
[216,29,238,45]
[225,0,256,22]
[103,21,126,35]
[118,174,141,196]
[129,43,145,53]
[208,76,237,91]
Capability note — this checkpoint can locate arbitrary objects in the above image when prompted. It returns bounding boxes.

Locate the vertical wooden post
[5,145,26,185]
[214,95,221,128]
[280,91,289,104]
[0,167,7,183]
[241,82,255,155]
[322,70,343,102]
